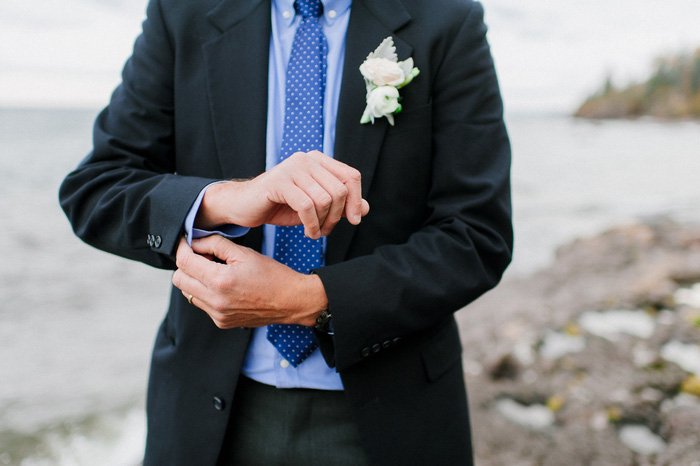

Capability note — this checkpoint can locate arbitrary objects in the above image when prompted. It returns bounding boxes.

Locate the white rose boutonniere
[360,37,420,126]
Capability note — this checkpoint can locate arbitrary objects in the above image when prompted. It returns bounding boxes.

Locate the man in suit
[60,0,512,464]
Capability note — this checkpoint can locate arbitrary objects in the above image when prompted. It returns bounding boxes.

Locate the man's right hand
[194,150,370,239]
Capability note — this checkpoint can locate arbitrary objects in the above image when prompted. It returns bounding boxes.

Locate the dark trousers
[217,376,370,466]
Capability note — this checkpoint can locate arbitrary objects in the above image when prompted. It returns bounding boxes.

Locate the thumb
[191,235,250,264]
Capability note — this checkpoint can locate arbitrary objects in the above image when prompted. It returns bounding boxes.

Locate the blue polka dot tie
[267,0,328,368]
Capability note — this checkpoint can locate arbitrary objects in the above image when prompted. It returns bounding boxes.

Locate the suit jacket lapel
[334,0,412,194]
[327,0,412,265]
[203,0,413,263]
[203,0,271,179]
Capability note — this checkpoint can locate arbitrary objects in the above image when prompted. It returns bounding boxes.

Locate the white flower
[360,37,420,126]
[360,58,405,87]
[363,86,401,125]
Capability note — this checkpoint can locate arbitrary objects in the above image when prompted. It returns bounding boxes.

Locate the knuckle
[332,184,349,199]
[344,168,361,184]
[175,253,187,270]
[212,317,227,329]
[210,275,229,292]
[317,193,333,208]
[299,198,315,212]
[210,297,227,314]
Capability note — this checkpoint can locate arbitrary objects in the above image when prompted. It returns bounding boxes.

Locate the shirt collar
[274,0,352,27]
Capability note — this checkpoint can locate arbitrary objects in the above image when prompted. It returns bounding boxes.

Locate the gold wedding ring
[187,294,194,305]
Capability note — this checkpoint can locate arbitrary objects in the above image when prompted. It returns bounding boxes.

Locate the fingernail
[354,214,361,224]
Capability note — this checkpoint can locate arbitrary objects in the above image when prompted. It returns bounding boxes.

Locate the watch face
[315,310,332,332]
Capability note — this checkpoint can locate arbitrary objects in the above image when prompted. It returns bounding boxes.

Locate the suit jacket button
[154,236,162,248]
[213,396,225,411]
[361,347,371,358]
[372,344,381,353]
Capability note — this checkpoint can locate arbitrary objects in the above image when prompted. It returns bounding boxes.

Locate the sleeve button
[213,396,225,411]
[154,236,162,248]
[382,340,392,349]
[361,347,371,358]
[372,344,381,353]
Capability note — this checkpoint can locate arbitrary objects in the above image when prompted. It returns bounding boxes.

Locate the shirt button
[280,359,290,368]
[328,9,337,19]
[282,10,292,19]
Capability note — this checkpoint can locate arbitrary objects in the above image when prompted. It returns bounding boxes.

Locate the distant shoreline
[574,48,700,120]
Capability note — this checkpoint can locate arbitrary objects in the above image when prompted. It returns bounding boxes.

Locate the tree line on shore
[575,48,700,119]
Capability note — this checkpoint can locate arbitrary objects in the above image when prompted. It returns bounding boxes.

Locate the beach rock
[457,219,700,465]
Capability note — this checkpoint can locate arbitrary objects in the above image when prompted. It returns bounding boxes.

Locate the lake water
[1,108,700,464]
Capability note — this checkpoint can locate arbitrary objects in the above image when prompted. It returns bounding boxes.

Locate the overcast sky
[2,0,700,113]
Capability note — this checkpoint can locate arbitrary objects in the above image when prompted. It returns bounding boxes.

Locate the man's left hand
[172,236,328,329]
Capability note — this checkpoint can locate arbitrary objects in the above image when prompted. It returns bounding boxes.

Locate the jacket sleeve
[59,0,218,269]
[314,1,513,371]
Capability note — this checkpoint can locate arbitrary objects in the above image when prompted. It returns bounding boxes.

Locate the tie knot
[295,0,323,18]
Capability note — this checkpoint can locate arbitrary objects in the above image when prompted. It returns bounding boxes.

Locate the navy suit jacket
[60,0,512,464]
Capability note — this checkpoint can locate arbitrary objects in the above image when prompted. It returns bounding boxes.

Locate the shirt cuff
[184,182,250,246]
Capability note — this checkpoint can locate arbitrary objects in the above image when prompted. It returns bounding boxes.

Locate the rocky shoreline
[457,219,700,465]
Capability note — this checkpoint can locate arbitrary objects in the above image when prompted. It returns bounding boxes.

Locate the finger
[175,236,192,264]
[278,182,323,239]
[181,289,200,307]
[174,265,241,326]
[179,283,273,329]
[175,237,227,286]
[178,284,226,327]
[361,198,370,216]
[291,173,335,234]
[311,152,364,225]
[307,167,349,236]
[172,268,209,306]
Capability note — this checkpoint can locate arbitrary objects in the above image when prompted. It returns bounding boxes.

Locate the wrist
[292,272,328,327]
[196,180,249,229]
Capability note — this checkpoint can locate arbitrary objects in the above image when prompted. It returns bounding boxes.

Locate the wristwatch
[314,309,333,334]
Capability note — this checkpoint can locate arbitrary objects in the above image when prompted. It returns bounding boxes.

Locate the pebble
[579,309,655,341]
[675,283,700,308]
[618,424,666,455]
[539,331,585,360]
[660,340,700,374]
[495,399,555,430]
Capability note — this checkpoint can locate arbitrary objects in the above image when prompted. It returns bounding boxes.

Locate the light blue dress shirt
[184,0,351,390]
